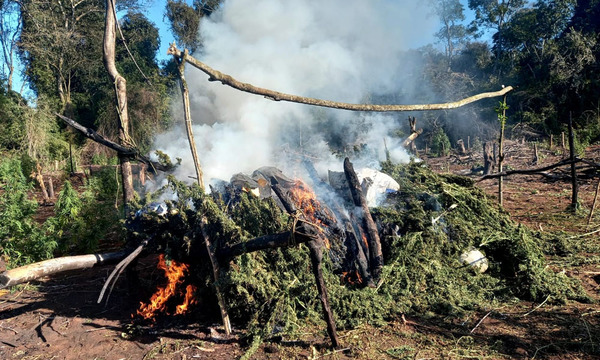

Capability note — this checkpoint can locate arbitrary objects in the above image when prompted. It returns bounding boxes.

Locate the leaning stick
[97,239,148,304]
[199,216,232,336]
[167,43,512,112]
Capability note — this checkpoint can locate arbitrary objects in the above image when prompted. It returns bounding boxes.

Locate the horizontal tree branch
[55,113,172,172]
[478,158,583,181]
[167,43,513,112]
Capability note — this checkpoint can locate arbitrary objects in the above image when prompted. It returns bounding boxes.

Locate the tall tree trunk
[104,0,134,214]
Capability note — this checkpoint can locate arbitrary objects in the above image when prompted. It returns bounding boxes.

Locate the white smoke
[152,0,437,187]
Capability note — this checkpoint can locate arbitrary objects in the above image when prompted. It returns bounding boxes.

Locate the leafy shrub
[0,157,56,267]
[48,175,122,254]
[430,127,451,157]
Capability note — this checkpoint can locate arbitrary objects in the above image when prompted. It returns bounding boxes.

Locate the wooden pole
[588,179,600,225]
[47,176,55,199]
[498,95,507,206]
[307,239,341,348]
[568,112,578,211]
[550,134,553,150]
[483,142,493,175]
[533,143,539,165]
[175,49,204,190]
[199,217,231,335]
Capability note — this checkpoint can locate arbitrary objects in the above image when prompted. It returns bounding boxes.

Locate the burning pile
[126,159,587,336]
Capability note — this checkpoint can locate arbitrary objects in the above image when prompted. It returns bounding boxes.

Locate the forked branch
[167,43,513,112]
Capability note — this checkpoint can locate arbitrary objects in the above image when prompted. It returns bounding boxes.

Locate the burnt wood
[343,157,383,280]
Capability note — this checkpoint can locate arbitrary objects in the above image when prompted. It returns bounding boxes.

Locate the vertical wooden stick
[307,239,341,348]
[200,216,231,335]
[568,113,578,211]
[549,134,553,150]
[48,176,55,199]
[533,143,539,165]
[175,48,204,190]
[588,179,600,225]
[498,95,506,206]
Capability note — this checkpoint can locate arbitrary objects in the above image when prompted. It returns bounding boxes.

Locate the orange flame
[137,254,197,320]
[288,180,331,249]
[341,270,363,285]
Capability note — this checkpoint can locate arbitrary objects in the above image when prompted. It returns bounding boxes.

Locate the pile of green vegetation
[128,161,588,342]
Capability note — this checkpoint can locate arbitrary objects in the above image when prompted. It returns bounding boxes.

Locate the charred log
[343,158,383,280]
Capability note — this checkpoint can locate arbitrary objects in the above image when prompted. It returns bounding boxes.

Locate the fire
[137,254,197,321]
[341,270,363,285]
[288,180,331,249]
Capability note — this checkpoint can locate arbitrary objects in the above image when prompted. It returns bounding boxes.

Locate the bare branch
[55,113,172,172]
[167,43,513,112]
[478,158,584,181]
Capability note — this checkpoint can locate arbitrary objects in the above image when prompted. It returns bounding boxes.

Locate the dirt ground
[1,140,599,359]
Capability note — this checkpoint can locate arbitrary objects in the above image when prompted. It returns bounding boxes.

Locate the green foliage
[166,0,222,53]
[0,157,56,266]
[429,127,451,157]
[47,173,122,254]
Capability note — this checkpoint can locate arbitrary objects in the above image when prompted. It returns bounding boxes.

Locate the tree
[431,0,469,67]
[18,0,105,115]
[468,0,527,75]
[166,0,221,53]
[104,0,134,211]
[0,0,21,92]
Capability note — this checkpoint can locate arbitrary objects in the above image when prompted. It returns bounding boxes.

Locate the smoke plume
[152,0,436,187]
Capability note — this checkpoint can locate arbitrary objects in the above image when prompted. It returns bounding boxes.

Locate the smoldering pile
[125,159,587,336]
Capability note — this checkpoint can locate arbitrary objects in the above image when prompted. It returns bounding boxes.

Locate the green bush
[47,176,122,254]
[430,127,451,157]
[0,157,56,267]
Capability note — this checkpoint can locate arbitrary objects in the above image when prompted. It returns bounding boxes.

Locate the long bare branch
[167,43,513,112]
[55,113,172,172]
[478,158,583,181]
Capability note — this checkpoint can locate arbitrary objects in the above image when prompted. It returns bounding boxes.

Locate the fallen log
[0,250,129,289]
